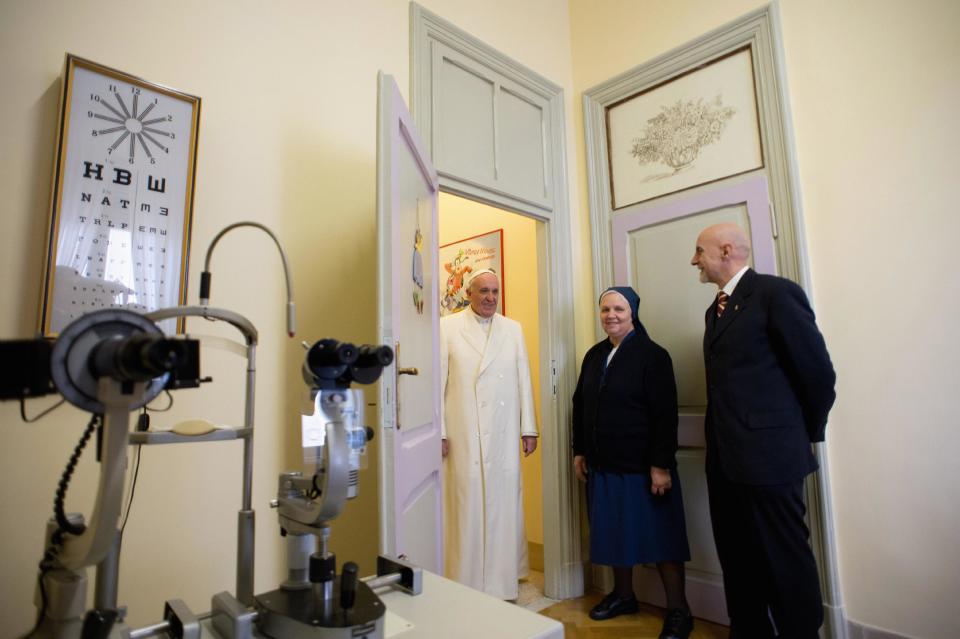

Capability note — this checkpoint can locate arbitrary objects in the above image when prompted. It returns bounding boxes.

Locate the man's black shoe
[588,592,639,621]
[659,607,694,639]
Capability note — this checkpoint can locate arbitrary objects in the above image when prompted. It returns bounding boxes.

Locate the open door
[610,174,776,623]
[376,73,443,573]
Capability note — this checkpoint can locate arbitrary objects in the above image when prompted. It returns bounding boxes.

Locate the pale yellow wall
[8,1,952,635]
[0,0,576,629]
[438,193,543,546]
[569,1,960,637]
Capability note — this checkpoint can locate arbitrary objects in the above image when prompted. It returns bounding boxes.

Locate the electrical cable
[145,389,174,412]
[23,414,100,638]
[22,541,61,639]
[120,438,142,538]
[120,388,173,533]
[119,388,172,538]
[120,410,146,539]
[19,397,66,423]
[54,414,99,536]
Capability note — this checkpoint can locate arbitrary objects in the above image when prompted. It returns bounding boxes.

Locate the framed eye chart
[39,54,201,336]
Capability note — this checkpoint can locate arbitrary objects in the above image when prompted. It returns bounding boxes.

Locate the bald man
[691,224,836,639]
[439,269,538,599]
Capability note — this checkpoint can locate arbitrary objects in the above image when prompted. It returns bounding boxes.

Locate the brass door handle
[398,367,419,376]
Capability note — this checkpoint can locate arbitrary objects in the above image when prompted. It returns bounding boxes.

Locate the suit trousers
[707,471,823,639]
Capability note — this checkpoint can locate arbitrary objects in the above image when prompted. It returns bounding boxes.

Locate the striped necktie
[716,291,729,318]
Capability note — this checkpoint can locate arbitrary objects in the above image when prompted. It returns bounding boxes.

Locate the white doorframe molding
[582,4,845,635]
[410,3,584,600]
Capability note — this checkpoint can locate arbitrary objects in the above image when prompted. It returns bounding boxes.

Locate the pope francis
[440,268,538,599]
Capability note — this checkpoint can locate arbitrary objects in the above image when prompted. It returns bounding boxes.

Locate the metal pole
[236,341,257,606]
[94,530,121,610]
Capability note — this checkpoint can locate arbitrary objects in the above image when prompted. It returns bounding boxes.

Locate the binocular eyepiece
[303,339,394,389]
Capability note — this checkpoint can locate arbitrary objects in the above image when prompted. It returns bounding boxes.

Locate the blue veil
[599,286,648,338]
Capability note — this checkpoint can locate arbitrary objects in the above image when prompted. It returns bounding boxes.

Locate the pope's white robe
[440,307,537,599]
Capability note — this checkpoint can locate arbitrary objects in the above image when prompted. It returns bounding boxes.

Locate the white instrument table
[377,571,562,639]
[192,569,562,639]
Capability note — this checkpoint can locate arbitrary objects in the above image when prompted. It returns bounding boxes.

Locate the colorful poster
[438,229,504,317]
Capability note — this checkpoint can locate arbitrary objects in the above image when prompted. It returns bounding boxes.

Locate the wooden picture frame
[438,229,504,317]
[39,54,201,336]
[605,46,763,209]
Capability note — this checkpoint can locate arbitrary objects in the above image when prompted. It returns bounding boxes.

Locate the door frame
[581,5,844,635]
[410,4,584,600]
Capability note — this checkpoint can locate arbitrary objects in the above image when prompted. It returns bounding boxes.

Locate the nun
[572,286,693,639]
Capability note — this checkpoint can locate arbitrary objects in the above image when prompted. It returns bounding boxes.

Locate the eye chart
[40,55,200,336]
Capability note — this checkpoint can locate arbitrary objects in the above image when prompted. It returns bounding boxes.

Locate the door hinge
[551,359,558,396]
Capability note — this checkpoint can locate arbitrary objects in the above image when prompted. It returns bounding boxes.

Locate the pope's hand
[522,435,538,456]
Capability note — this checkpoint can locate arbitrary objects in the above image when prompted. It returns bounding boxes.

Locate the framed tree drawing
[606,46,763,209]
[39,54,201,336]
[438,229,504,317]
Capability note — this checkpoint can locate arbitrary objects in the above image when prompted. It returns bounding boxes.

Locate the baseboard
[846,620,914,639]
[823,602,847,639]
[590,563,728,625]
[634,564,728,625]
[543,560,585,600]
[589,562,610,593]
[528,541,544,572]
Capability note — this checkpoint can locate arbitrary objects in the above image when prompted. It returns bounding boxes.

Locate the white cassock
[440,306,537,599]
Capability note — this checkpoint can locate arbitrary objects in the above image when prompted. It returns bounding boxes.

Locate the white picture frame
[606,46,763,209]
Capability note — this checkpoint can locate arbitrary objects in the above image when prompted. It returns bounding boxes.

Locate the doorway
[411,3,583,602]
[437,192,549,604]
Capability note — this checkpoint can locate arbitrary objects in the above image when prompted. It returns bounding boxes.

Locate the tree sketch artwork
[605,46,762,208]
[630,95,736,180]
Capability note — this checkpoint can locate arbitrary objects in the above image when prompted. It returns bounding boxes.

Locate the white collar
[722,265,750,296]
[467,306,495,325]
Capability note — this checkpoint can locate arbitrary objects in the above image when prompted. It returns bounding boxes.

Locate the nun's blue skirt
[588,469,691,566]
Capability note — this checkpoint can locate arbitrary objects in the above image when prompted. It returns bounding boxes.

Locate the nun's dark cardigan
[571,329,679,473]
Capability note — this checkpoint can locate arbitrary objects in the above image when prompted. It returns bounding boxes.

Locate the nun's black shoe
[659,607,694,639]
[588,592,639,620]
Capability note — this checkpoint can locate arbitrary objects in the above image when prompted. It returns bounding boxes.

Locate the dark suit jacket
[572,330,679,473]
[703,269,836,485]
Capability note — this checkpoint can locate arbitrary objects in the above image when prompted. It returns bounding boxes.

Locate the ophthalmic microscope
[251,338,411,639]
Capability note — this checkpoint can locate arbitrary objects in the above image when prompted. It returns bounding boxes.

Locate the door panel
[497,86,548,201]
[437,53,496,184]
[428,40,554,211]
[377,73,442,573]
[610,174,775,623]
[624,202,755,446]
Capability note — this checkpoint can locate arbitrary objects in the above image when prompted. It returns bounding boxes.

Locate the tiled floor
[516,570,560,613]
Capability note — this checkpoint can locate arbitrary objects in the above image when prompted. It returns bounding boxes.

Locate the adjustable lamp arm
[199,221,296,337]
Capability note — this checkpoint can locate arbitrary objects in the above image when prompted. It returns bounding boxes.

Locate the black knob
[81,608,119,639]
[340,561,358,610]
